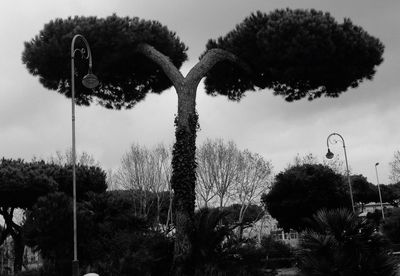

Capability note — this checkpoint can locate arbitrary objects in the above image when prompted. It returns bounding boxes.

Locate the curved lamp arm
[71,34,93,68]
[327,132,345,149]
[325,132,355,212]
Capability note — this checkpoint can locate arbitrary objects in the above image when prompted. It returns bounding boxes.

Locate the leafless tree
[234,150,272,237]
[48,148,99,167]
[196,140,218,208]
[114,143,172,227]
[151,144,173,228]
[196,139,241,208]
[389,150,400,183]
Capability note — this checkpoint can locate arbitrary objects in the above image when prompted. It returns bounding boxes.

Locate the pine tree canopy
[0,159,57,208]
[22,15,188,109]
[203,9,384,101]
[23,9,384,105]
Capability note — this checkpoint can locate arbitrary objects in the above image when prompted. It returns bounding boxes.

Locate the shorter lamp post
[71,34,99,276]
[374,162,385,220]
[326,133,355,212]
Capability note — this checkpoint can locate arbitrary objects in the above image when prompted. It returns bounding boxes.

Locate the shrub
[297,208,397,276]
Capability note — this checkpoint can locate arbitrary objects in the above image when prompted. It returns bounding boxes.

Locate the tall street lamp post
[326,132,355,213]
[71,34,99,276]
[374,162,385,220]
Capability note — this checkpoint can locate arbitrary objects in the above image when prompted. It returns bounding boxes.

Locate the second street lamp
[326,132,355,213]
[375,162,385,220]
[71,34,99,276]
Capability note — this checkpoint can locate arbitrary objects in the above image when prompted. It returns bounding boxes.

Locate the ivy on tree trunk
[136,44,246,275]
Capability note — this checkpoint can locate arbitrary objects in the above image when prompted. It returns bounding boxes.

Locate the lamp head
[82,69,99,89]
[375,162,379,167]
[326,148,334,159]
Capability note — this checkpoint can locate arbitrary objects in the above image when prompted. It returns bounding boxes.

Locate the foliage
[261,236,293,259]
[192,208,267,276]
[170,112,198,274]
[192,208,232,265]
[22,15,187,109]
[43,163,107,199]
[105,189,171,228]
[24,190,170,276]
[351,174,378,204]
[0,159,56,273]
[117,233,173,276]
[380,184,400,206]
[382,208,400,244]
[297,208,397,276]
[204,9,384,102]
[223,204,264,228]
[0,159,57,208]
[260,236,295,269]
[262,164,350,231]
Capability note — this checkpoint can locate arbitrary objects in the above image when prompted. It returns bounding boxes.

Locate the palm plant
[193,208,267,276]
[297,208,397,276]
[192,208,232,264]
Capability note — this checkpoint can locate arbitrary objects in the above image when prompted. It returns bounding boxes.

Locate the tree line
[3,144,400,275]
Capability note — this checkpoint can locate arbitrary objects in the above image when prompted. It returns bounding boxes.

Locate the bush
[261,236,295,268]
[98,232,173,276]
[297,208,397,276]
[15,271,40,276]
[15,268,55,276]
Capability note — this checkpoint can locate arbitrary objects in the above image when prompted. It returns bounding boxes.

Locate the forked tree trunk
[170,86,197,275]
[136,43,248,275]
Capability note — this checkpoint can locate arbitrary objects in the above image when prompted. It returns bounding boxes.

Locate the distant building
[243,213,299,247]
[358,202,394,217]
[270,229,299,247]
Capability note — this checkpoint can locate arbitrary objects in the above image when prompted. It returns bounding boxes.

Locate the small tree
[23,10,384,274]
[24,190,168,276]
[0,159,57,272]
[382,208,400,244]
[113,143,172,227]
[262,163,350,231]
[351,174,378,208]
[196,139,241,208]
[234,150,272,237]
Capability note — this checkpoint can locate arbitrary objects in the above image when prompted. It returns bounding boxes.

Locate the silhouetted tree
[0,159,56,272]
[382,208,400,244]
[351,174,377,206]
[262,164,350,231]
[24,191,157,275]
[22,10,384,274]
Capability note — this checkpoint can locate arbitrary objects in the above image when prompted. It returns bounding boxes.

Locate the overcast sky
[1,0,399,185]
